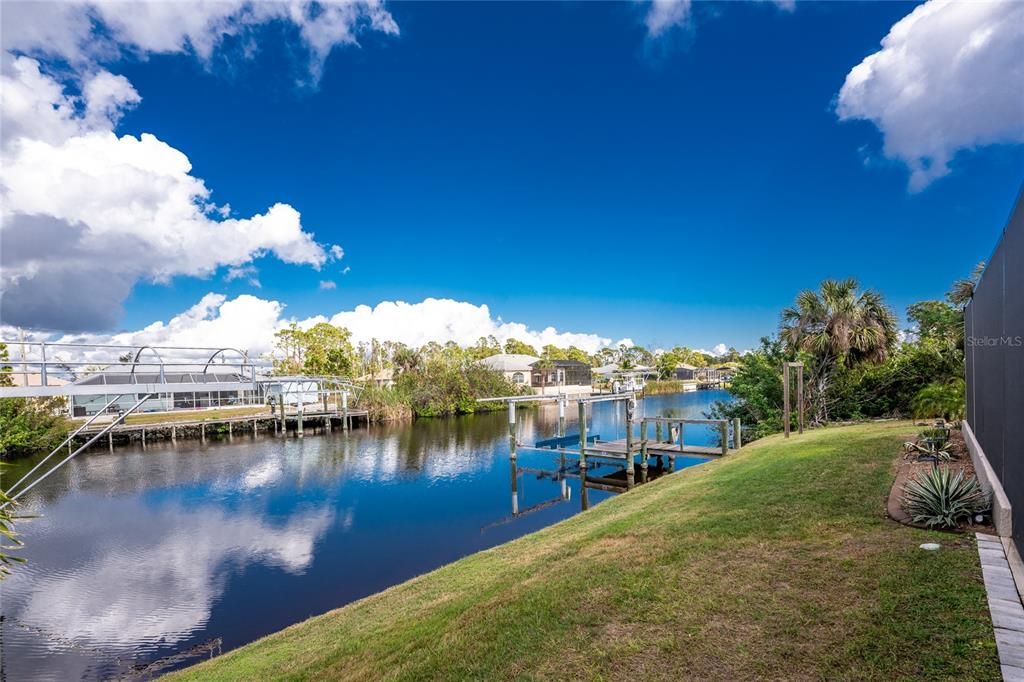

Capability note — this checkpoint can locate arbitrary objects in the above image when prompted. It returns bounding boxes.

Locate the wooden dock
[598,439,731,457]
[69,408,370,450]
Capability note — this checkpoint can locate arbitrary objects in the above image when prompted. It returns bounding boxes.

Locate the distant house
[69,365,259,417]
[9,373,69,388]
[360,368,395,388]
[479,353,539,387]
[673,363,698,381]
[530,359,593,396]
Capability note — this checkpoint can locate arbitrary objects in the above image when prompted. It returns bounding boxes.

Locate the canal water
[1,390,731,680]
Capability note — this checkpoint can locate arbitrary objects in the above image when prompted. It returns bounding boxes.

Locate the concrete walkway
[977,533,1024,680]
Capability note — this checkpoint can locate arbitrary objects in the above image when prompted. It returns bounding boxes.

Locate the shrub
[913,379,966,422]
[0,397,69,460]
[901,467,989,529]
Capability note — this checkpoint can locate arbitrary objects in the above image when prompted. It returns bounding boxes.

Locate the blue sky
[2,1,1022,353]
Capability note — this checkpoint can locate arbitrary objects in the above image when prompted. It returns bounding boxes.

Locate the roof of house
[532,359,590,369]
[676,363,698,370]
[479,354,540,372]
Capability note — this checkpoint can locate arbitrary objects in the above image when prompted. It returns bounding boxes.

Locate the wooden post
[342,391,349,431]
[171,425,176,443]
[719,420,728,456]
[141,428,146,449]
[783,362,791,438]
[578,401,589,511]
[108,431,113,452]
[227,421,232,439]
[278,393,286,435]
[733,418,742,449]
[297,401,304,438]
[508,402,517,461]
[558,397,566,438]
[655,421,663,444]
[796,364,805,435]
[679,422,685,452]
[640,419,649,484]
[201,423,205,442]
[510,456,519,515]
[624,399,635,490]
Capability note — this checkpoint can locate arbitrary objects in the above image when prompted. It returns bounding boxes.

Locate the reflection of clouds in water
[238,457,283,490]
[16,500,334,651]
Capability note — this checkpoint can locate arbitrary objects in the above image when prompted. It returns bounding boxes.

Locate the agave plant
[902,467,989,529]
[905,427,954,461]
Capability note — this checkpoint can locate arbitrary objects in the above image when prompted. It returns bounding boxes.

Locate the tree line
[710,268,980,441]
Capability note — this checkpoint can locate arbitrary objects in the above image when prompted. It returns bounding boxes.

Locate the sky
[1,0,1022,356]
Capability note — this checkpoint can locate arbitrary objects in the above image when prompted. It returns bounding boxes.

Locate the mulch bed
[886,425,993,533]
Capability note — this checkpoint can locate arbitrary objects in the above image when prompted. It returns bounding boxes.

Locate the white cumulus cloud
[644,0,692,38]
[25,294,620,358]
[1,0,399,79]
[0,0,394,331]
[836,0,1024,191]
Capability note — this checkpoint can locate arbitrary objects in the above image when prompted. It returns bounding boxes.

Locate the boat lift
[477,391,743,512]
[0,340,362,508]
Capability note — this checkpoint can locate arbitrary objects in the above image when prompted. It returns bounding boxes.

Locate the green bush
[913,379,966,421]
[901,467,989,529]
[0,398,69,460]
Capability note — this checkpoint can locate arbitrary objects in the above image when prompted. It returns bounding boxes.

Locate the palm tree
[780,278,898,423]
[947,261,985,309]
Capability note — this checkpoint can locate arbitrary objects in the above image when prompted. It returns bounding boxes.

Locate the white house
[479,353,539,388]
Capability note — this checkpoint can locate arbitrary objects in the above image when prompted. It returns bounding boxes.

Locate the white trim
[964,420,1013,538]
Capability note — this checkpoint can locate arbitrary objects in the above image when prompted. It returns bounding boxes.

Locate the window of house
[512,372,524,384]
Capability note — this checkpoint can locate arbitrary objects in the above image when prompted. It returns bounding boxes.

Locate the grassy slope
[171,422,998,681]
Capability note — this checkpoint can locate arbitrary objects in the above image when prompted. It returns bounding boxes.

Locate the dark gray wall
[966,190,1024,552]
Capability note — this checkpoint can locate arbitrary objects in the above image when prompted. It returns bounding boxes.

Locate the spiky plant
[902,467,989,529]
[0,485,25,579]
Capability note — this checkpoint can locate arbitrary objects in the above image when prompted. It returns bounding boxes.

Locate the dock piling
[640,419,649,484]
[719,420,728,455]
[578,401,589,511]
[508,402,517,461]
[733,418,742,449]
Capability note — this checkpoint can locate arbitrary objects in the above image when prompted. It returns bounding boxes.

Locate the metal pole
[3,394,153,508]
[6,393,125,495]
[40,342,47,386]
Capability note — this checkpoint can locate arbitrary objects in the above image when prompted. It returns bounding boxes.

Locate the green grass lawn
[170,421,998,681]
[122,406,270,426]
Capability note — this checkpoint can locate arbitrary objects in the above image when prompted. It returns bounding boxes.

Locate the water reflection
[0,390,731,680]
